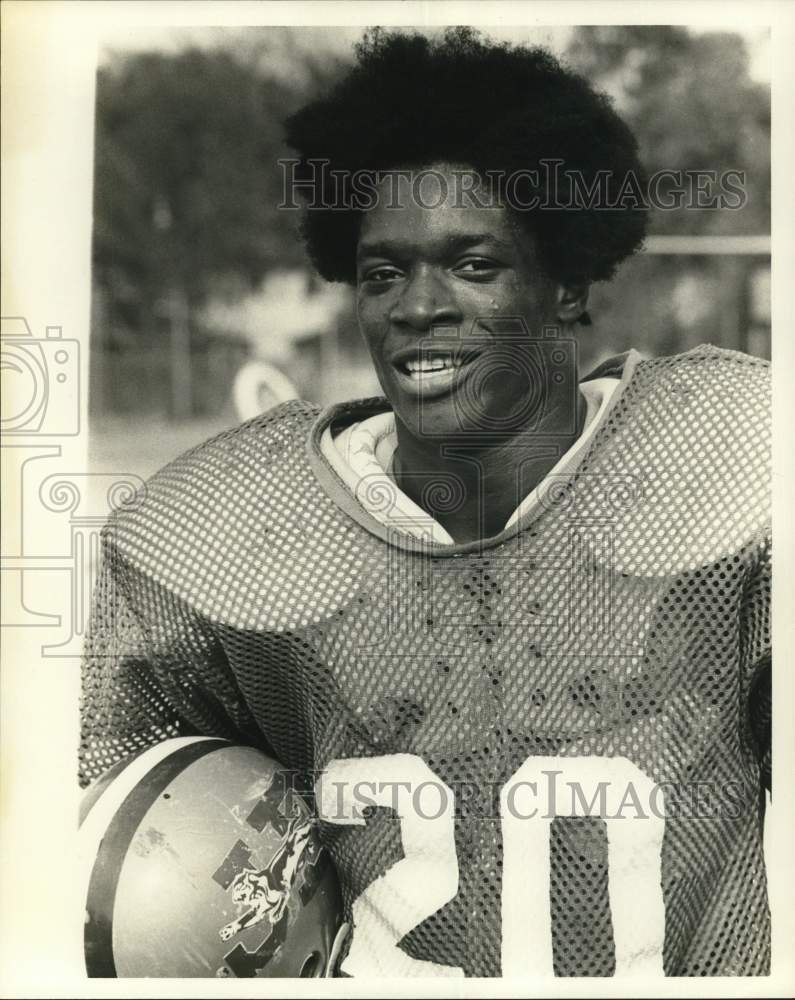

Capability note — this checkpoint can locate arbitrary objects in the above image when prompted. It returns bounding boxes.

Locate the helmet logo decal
[219,815,313,942]
[211,779,332,977]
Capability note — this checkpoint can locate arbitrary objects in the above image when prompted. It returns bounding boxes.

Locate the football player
[81,28,771,977]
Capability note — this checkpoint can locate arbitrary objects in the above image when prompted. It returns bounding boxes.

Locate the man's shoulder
[164,398,322,474]
[632,342,770,396]
[592,344,770,575]
[586,342,769,388]
[627,344,771,464]
[101,399,358,627]
[110,399,321,525]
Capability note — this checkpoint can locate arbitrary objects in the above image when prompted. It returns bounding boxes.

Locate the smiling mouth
[389,351,484,400]
[403,355,464,378]
[394,350,481,382]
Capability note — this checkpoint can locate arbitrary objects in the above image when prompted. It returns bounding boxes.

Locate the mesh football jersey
[80,345,772,977]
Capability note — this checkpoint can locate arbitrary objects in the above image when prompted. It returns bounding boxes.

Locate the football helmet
[80,737,345,977]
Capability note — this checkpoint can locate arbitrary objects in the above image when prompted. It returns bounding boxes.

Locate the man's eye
[454,258,500,277]
[362,266,402,283]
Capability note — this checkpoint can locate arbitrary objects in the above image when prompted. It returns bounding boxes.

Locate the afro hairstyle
[284,27,648,288]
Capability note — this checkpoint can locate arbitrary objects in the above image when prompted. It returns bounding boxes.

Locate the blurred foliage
[566,26,770,234]
[563,26,770,368]
[93,38,347,321]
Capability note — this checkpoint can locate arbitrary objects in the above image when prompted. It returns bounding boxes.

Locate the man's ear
[555,283,590,325]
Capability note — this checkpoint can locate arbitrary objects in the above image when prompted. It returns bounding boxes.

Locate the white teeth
[404,356,459,373]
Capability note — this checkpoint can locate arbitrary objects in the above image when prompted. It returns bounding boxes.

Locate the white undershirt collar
[320,378,620,545]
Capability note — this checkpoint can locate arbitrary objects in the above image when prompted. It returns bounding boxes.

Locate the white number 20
[316,754,665,978]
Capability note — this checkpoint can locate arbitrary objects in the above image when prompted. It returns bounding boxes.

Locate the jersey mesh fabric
[80,345,771,977]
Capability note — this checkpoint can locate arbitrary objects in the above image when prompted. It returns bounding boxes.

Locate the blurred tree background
[89,25,770,478]
[565,26,770,360]
[91,30,350,432]
[568,25,769,235]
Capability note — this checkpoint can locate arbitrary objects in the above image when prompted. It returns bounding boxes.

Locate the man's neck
[392,390,587,544]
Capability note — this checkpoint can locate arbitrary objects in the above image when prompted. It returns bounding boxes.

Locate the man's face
[355,164,571,442]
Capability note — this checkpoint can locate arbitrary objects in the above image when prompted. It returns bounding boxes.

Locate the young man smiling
[81,29,772,977]
[350,165,592,543]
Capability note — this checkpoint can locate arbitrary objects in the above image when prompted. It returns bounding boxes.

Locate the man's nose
[388,266,461,332]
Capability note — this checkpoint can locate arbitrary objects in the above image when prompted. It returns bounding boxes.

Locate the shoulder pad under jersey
[105,400,369,631]
[584,345,771,576]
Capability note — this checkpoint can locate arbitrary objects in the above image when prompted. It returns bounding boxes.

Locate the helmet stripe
[83,737,229,977]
